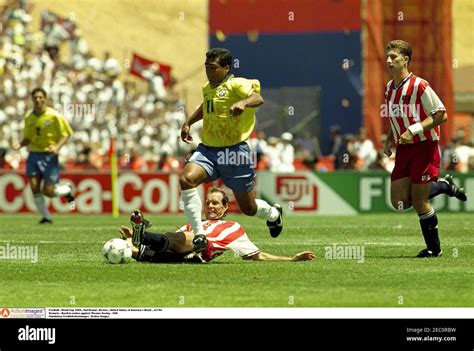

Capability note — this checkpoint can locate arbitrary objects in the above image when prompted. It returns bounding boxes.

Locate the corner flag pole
[109,137,119,218]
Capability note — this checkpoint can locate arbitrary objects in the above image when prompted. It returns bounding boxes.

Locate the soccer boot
[38,218,53,224]
[64,183,75,204]
[441,174,467,201]
[130,210,151,247]
[192,234,208,253]
[266,203,283,238]
[416,248,443,258]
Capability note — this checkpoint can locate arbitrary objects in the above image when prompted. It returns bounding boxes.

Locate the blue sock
[419,209,440,253]
[428,180,450,199]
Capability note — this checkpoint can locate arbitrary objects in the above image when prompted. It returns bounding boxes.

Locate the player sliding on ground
[179,48,283,253]
[383,40,467,258]
[119,187,315,264]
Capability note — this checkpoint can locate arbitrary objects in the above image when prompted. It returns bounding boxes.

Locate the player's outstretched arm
[181,103,203,143]
[251,251,315,262]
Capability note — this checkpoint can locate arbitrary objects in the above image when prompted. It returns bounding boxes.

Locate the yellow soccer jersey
[23,107,73,152]
[201,75,261,147]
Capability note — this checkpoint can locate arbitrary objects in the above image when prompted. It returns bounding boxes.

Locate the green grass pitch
[0,213,472,307]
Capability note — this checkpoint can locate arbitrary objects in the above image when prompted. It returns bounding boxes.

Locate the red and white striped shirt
[384,73,445,144]
[178,220,260,262]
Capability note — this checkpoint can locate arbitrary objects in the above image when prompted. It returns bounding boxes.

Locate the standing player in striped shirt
[121,187,315,263]
[382,40,467,258]
[179,48,283,252]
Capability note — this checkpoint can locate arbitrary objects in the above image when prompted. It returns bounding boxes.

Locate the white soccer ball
[102,238,132,264]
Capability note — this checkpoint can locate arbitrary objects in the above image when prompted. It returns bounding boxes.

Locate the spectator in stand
[157,151,180,172]
[120,147,147,172]
[0,147,12,170]
[142,63,167,101]
[353,128,377,171]
[335,134,356,170]
[279,132,295,172]
[266,136,281,172]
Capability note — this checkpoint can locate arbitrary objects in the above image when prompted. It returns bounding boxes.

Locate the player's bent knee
[391,197,411,211]
[179,173,199,190]
[42,185,55,197]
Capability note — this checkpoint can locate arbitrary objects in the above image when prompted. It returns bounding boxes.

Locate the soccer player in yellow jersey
[179,48,283,251]
[13,87,74,224]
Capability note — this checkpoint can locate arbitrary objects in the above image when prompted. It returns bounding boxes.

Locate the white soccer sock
[255,199,279,222]
[181,188,203,234]
[54,183,71,197]
[33,193,51,220]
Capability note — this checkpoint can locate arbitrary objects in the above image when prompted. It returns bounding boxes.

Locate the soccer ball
[102,238,132,264]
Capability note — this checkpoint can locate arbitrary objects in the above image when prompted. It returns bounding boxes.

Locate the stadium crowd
[1,1,473,174]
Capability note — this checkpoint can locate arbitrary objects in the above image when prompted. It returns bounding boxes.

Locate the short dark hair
[206,48,232,68]
[207,187,229,207]
[31,87,47,98]
[386,40,412,64]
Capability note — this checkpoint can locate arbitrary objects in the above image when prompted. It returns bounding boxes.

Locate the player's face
[32,92,46,112]
[205,192,229,220]
[205,58,229,86]
[386,50,408,73]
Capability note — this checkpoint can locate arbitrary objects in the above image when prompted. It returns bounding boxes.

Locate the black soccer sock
[419,209,441,253]
[428,180,450,199]
[137,245,185,263]
[142,231,169,253]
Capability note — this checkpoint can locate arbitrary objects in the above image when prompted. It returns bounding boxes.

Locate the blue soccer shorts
[187,142,256,193]
[26,152,60,184]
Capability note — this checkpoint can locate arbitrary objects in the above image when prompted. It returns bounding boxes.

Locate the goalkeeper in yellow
[180,48,282,252]
[13,87,74,224]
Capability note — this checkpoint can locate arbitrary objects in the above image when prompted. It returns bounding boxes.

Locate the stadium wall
[1,171,472,214]
[209,0,362,154]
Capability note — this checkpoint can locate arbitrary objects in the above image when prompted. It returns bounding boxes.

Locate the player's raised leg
[40,153,75,205]
[412,182,442,257]
[429,174,467,201]
[179,161,209,237]
[233,189,282,238]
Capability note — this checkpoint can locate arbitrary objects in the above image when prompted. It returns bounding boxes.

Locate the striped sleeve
[418,81,446,116]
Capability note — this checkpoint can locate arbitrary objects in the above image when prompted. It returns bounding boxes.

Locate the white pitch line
[0,240,107,244]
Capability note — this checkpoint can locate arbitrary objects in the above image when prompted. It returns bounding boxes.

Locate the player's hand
[230,101,246,116]
[292,251,315,262]
[119,226,132,239]
[48,144,60,155]
[383,140,392,157]
[399,130,414,144]
[11,143,21,151]
[181,123,193,144]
